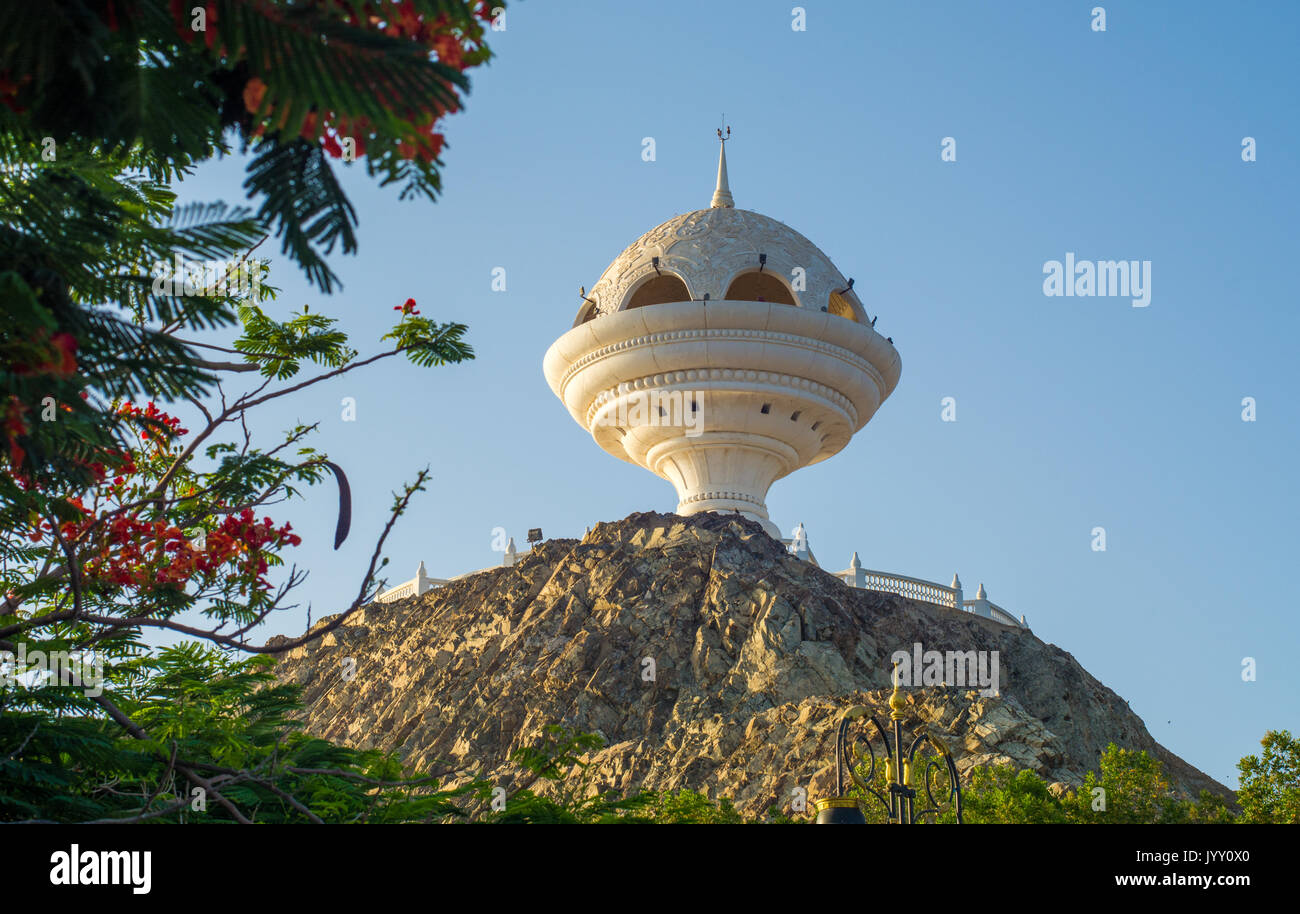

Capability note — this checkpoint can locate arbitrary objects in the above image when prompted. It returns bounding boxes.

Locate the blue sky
[172,1,1299,788]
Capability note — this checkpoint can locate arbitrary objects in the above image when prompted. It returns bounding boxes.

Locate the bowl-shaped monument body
[543,300,900,538]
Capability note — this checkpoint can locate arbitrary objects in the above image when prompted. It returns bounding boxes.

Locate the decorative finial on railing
[889,660,907,721]
[711,124,734,209]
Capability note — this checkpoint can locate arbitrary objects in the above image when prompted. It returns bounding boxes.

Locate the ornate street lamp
[813,663,964,824]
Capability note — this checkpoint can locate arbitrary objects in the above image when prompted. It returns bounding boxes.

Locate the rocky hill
[270,511,1227,816]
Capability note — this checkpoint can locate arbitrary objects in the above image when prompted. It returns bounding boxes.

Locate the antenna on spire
[711,122,734,209]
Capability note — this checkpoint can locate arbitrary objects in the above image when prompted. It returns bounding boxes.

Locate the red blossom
[13,330,79,379]
[427,131,445,161]
[45,332,78,375]
[118,401,188,442]
[432,32,464,70]
[207,2,488,164]
[0,70,30,113]
[4,397,28,468]
[62,490,304,593]
[242,77,267,114]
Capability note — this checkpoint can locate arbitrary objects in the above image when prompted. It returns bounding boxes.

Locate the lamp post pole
[813,662,964,824]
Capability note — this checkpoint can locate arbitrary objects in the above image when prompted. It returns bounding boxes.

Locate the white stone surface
[544,149,901,537]
[573,206,873,326]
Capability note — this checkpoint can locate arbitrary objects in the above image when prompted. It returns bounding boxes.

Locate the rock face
[271,512,1227,816]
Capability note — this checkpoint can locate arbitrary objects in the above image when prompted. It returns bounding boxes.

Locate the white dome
[576,206,869,326]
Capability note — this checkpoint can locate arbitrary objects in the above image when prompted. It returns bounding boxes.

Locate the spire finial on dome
[711,125,734,208]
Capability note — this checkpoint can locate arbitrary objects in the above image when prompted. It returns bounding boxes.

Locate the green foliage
[0,1,494,823]
[476,725,752,824]
[382,314,474,368]
[953,744,1241,825]
[0,140,261,493]
[1185,789,1236,824]
[956,765,1070,824]
[1,646,470,823]
[0,0,497,291]
[845,753,895,824]
[1070,744,1185,824]
[1236,729,1300,823]
[235,304,355,379]
[482,725,648,823]
[634,789,746,824]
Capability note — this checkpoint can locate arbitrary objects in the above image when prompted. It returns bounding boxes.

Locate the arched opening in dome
[827,291,858,322]
[724,272,797,306]
[625,274,691,310]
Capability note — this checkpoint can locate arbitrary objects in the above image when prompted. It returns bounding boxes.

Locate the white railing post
[848,551,866,588]
[789,522,811,562]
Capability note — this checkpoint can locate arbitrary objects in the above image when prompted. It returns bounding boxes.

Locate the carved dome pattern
[576,207,868,326]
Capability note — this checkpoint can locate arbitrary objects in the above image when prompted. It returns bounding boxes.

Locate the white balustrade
[374,532,1029,631]
[837,565,1025,629]
[854,569,960,611]
[374,561,448,604]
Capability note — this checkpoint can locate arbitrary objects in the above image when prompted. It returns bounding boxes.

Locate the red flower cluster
[72,505,301,592]
[15,400,300,592]
[185,1,496,164]
[12,330,78,379]
[118,402,189,442]
[394,297,420,316]
[396,129,445,164]
[243,76,267,114]
[41,333,78,376]
[6,399,304,598]
[0,70,31,113]
[30,428,303,594]
[3,396,27,468]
